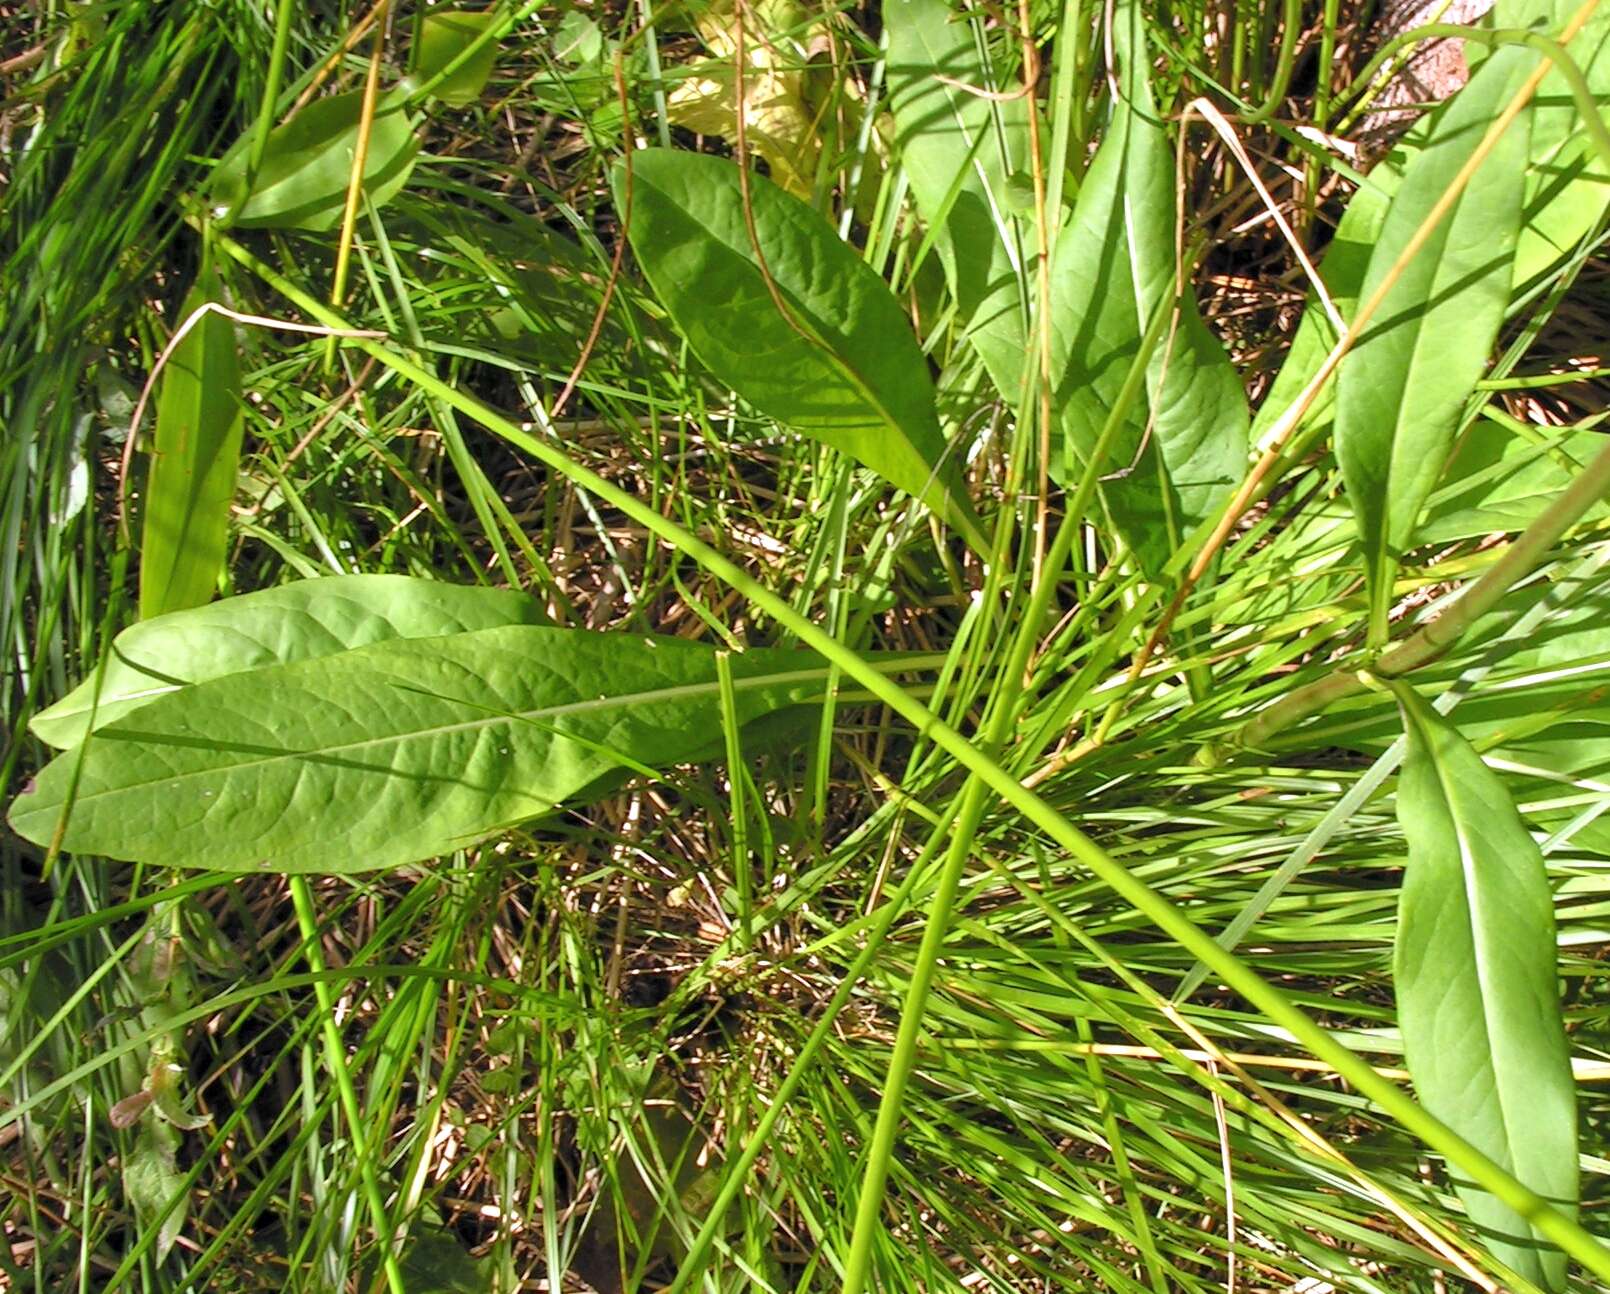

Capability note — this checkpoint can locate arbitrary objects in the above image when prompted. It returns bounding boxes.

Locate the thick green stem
[213,229,1610,1284]
[1239,0,1303,124]
[1239,431,1610,750]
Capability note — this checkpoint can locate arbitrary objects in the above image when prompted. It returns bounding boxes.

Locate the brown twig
[552,49,635,420]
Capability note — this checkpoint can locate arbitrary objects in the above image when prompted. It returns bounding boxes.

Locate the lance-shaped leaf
[212,90,420,232]
[1393,684,1577,1291]
[33,575,551,749]
[1046,0,1247,577]
[9,628,826,874]
[886,0,1031,401]
[615,149,983,549]
[1336,46,1534,632]
[139,273,244,620]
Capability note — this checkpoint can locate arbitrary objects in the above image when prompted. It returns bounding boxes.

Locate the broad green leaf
[1046,0,1248,577]
[553,11,606,65]
[394,1228,491,1293]
[886,0,1030,400]
[1335,46,1535,629]
[614,148,982,549]
[212,90,420,231]
[413,10,498,106]
[139,272,244,620]
[1393,684,1577,1290]
[9,627,825,874]
[33,575,551,749]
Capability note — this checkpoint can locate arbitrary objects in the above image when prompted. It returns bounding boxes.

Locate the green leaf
[1515,3,1610,284]
[614,149,982,549]
[1393,683,1577,1290]
[1417,416,1610,545]
[395,1227,491,1293]
[33,575,551,749]
[9,627,825,874]
[413,10,499,107]
[212,90,420,231]
[886,0,1031,401]
[124,1117,188,1264]
[553,11,606,65]
[1046,0,1248,577]
[139,272,244,620]
[1335,46,1535,633]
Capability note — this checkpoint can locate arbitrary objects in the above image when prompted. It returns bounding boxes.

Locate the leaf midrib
[46,663,833,806]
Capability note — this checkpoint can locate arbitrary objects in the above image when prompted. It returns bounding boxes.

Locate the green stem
[1239,430,1610,749]
[247,0,297,187]
[213,229,1610,1284]
[1239,0,1302,124]
[288,877,406,1294]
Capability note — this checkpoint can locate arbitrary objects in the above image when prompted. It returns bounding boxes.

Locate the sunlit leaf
[664,0,821,197]
[35,575,549,748]
[1046,0,1248,576]
[1335,46,1534,629]
[413,9,499,106]
[886,0,1031,401]
[10,626,826,873]
[212,90,420,231]
[616,148,982,547]
[1393,683,1577,1290]
[139,271,244,620]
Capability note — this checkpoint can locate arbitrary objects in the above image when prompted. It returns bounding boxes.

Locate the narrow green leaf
[886,0,1031,400]
[33,575,551,749]
[614,149,982,548]
[1046,0,1248,576]
[9,628,825,874]
[1393,683,1577,1290]
[413,10,498,107]
[212,90,420,231]
[139,273,244,621]
[1336,46,1535,633]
